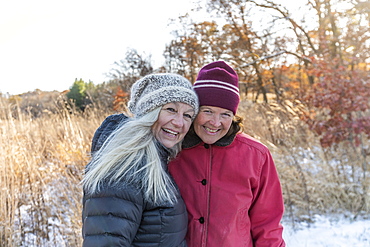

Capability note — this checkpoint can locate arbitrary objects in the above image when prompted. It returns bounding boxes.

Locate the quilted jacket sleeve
[82,184,144,247]
[90,113,128,154]
[83,113,140,246]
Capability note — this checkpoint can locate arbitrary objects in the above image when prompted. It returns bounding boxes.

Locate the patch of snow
[283,215,370,247]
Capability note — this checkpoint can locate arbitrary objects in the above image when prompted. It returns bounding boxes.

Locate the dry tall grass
[1,96,369,246]
[0,97,110,246]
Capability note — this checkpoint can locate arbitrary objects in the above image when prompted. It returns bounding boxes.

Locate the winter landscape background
[2,0,370,246]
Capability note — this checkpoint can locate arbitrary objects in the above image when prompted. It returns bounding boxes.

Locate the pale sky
[0,0,194,95]
[0,0,308,95]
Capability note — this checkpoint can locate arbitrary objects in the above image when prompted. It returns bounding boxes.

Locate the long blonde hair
[82,107,181,204]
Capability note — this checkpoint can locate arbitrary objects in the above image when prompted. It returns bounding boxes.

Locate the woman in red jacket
[168,61,286,247]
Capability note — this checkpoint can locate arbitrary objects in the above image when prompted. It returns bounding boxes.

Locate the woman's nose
[209,114,221,127]
[171,114,184,127]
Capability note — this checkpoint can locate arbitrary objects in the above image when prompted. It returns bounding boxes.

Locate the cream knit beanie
[128,73,199,119]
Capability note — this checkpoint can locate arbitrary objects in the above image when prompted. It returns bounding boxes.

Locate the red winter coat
[169,131,285,247]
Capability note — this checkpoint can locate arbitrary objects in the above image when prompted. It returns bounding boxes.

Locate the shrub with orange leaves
[113,87,129,112]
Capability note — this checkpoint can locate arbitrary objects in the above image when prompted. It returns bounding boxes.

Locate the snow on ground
[283,214,370,247]
[16,207,370,246]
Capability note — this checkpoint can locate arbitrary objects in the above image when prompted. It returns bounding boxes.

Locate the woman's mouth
[162,128,179,136]
[204,126,219,134]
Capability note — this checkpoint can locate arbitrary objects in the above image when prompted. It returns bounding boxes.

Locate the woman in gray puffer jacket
[82,73,199,247]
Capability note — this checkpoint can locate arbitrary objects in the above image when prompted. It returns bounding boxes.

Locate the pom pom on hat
[128,73,199,118]
[193,61,240,115]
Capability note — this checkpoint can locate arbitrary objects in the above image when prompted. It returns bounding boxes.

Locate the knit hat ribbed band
[128,73,199,118]
[194,61,240,115]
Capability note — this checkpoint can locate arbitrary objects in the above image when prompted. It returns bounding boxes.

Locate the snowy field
[17,211,370,246]
[283,215,370,247]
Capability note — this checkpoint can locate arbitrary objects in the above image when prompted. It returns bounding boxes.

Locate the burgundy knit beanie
[194,61,240,114]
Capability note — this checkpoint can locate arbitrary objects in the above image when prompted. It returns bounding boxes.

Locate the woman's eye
[184,114,193,119]
[165,107,176,113]
[221,113,232,119]
[202,110,212,114]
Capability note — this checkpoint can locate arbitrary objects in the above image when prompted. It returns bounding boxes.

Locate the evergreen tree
[67,78,87,110]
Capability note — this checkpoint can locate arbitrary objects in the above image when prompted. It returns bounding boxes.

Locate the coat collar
[155,140,173,161]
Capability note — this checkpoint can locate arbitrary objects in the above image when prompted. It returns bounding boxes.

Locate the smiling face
[193,105,233,144]
[152,102,195,148]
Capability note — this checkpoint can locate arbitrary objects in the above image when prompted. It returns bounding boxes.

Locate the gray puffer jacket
[82,114,188,247]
